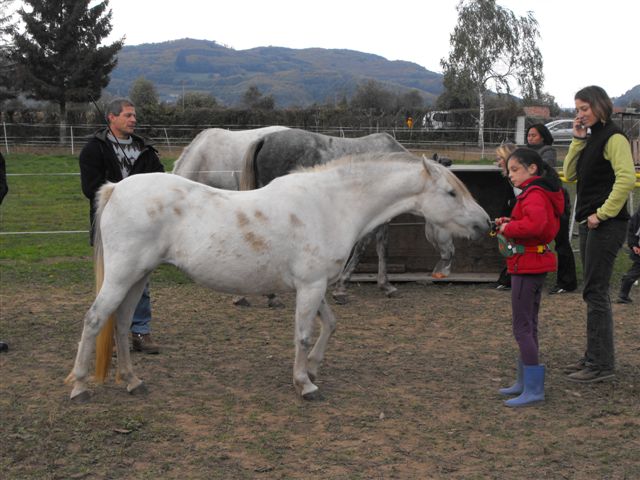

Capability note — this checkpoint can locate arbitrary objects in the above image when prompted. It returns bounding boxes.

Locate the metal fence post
[3,122,8,154]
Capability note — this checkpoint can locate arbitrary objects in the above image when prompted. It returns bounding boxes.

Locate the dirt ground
[1,279,639,479]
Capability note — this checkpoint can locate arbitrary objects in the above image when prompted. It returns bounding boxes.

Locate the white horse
[66,152,490,402]
[172,126,289,189]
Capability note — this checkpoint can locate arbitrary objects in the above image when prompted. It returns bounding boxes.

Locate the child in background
[616,207,640,304]
[494,148,564,407]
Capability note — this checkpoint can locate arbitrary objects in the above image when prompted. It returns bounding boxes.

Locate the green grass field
[0,153,181,286]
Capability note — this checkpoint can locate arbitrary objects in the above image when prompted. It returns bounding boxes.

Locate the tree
[441,0,544,149]
[242,85,275,110]
[129,76,159,120]
[350,80,395,112]
[0,0,17,102]
[11,0,123,122]
[177,91,217,110]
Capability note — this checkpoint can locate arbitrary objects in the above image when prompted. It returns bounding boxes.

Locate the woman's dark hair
[526,123,554,146]
[507,147,561,190]
[574,85,613,123]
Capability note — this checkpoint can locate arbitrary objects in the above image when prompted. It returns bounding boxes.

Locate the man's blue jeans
[131,283,152,335]
[578,219,626,370]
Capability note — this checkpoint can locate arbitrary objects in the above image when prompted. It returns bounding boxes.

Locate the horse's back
[173,126,289,189]
[248,129,406,187]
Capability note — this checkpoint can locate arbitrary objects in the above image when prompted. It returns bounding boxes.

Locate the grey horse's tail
[93,183,116,383]
[239,138,265,190]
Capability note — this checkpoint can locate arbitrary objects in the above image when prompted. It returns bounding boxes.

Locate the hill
[613,84,640,108]
[106,38,444,108]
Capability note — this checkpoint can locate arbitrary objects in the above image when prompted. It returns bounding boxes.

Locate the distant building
[523,106,550,118]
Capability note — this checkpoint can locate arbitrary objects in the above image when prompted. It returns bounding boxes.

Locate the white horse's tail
[238,138,265,190]
[94,183,116,383]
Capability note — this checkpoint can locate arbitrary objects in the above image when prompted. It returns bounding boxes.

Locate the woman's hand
[587,213,601,229]
[573,116,587,138]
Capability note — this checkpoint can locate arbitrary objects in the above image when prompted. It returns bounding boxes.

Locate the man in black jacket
[79,98,164,354]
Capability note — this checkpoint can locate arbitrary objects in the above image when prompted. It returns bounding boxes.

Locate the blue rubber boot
[499,359,523,396]
[505,364,545,407]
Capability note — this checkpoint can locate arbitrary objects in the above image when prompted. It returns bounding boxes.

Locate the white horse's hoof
[70,390,91,403]
[302,389,324,401]
[128,382,148,395]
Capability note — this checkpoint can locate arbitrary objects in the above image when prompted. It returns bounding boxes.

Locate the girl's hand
[494,217,510,226]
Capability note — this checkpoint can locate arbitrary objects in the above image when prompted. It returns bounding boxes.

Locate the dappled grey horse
[239,128,455,303]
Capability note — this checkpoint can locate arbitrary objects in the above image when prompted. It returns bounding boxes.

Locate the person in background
[494,148,563,407]
[526,123,578,294]
[494,142,517,290]
[79,98,164,354]
[615,206,640,304]
[0,152,8,353]
[563,85,636,383]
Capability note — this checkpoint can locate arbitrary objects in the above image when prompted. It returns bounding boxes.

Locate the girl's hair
[507,147,561,190]
[526,123,554,146]
[574,85,613,123]
[495,142,517,176]
[496,142,517,162]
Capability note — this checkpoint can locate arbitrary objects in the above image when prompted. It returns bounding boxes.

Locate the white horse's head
[415,156,490,241]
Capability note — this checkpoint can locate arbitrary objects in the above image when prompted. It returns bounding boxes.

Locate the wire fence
[1,121,518,159]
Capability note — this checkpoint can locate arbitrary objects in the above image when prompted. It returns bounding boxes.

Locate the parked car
[545,119,575,144]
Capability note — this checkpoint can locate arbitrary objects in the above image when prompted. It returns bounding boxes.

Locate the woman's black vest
[575,121,629,223]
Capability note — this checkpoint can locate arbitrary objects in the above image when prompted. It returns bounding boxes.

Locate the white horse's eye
[448,189,457,198]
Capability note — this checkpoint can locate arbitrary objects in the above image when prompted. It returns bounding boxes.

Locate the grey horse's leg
[424,224,455,278]
[374,224,398,297]
[331,230,376,304]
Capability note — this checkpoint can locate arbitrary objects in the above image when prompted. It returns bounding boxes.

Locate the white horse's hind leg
[67,282,132,400]
[307,298,337,382]
[293,282,326,400]
[374,225,397,297]
[114,277,149,395]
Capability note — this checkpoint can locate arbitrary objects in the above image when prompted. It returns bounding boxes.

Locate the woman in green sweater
[562,85,636,383]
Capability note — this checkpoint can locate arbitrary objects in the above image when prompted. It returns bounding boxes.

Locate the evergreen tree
[11,0,123,121]
[0,0,17,102]
[441,0,543,149]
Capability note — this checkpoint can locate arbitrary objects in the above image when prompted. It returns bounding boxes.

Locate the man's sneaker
[615,296,633,304]
[567,367,615,383]
[496,284,510,291]
[549,286,575,294]
[563,359,586,374]
[132,333,160,354]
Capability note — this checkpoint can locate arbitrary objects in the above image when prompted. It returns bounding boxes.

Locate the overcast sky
[102,0,638,108]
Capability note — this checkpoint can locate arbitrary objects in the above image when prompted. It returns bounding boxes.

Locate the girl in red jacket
[494,148,564,407]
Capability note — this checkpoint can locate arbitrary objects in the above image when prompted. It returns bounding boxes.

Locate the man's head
[106,98,136,139]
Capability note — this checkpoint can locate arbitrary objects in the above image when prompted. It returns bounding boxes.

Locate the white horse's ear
[421,155,436,176]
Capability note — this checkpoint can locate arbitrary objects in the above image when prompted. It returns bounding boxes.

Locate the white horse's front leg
[374,224,397,297]
[293,283,326,400]
[307,298,337,382]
